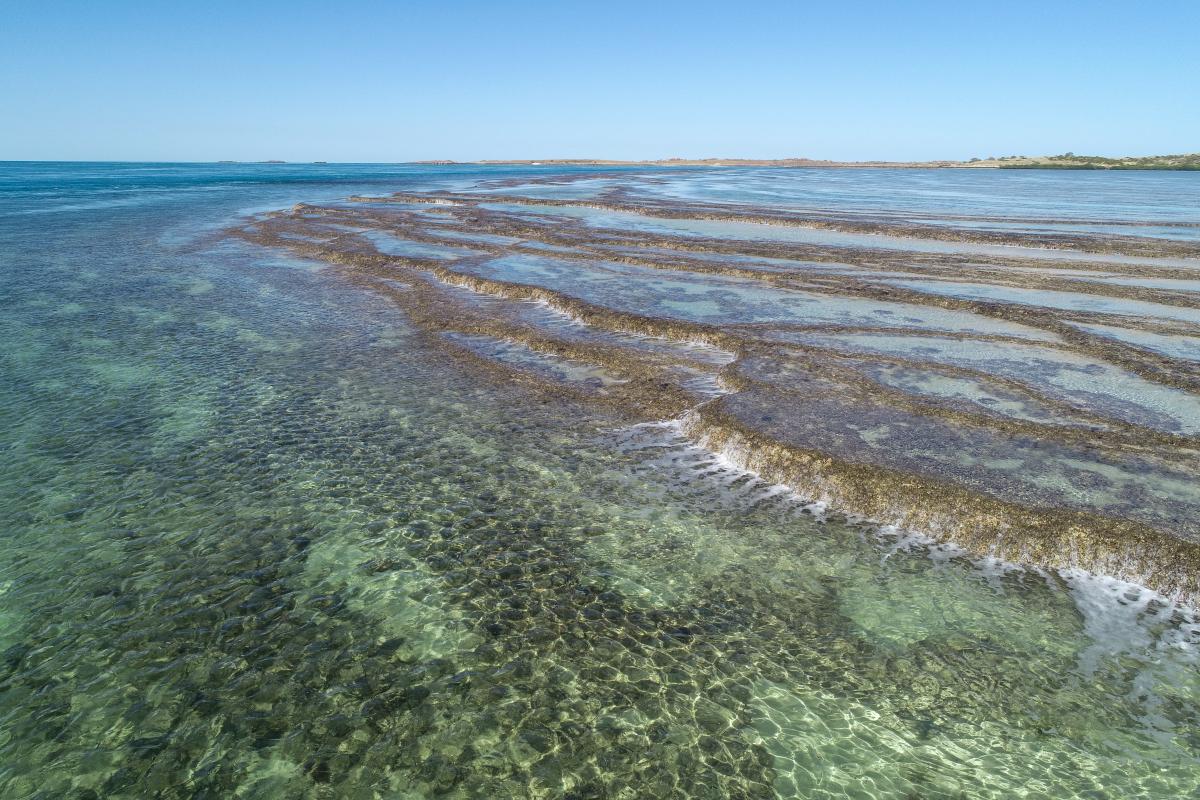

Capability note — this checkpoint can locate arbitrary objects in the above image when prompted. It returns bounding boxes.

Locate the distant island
[417,152,1200,170]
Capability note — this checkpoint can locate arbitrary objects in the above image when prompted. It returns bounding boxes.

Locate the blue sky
[2,1,1197,162]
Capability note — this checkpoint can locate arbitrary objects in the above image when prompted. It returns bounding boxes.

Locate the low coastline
[416,152,1200,171]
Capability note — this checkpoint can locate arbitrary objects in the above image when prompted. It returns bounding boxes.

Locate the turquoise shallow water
[530,167,1200,226]
[1,163,1199,798]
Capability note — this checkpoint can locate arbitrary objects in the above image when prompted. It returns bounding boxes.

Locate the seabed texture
[2,164,1199,798]
[242,174,1200,603]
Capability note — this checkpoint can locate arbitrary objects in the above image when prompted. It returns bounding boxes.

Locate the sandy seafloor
[1,162,1199,798]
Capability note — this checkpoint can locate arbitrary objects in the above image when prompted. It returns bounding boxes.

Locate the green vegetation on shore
[988,152,1200,170]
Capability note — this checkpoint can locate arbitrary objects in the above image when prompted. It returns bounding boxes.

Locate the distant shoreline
[415,154,1200,171]
[442,158,977,169]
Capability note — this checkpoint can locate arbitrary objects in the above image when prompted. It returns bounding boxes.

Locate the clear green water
[1,163,1198,798]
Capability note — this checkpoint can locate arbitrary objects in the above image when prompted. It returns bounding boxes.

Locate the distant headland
[416,152,1200,170]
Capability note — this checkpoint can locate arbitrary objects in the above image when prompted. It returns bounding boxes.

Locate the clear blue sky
[2,0,1197,162]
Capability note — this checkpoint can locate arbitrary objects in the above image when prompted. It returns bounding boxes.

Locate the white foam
[1063,568,1198,674]
[631,413,1200,662]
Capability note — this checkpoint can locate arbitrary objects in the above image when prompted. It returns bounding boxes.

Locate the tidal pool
[777,331,1200,434]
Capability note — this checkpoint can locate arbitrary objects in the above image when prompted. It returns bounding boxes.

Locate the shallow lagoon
[481,200,1200,267]
[458,253,1053,338]
[1,163,1199,799]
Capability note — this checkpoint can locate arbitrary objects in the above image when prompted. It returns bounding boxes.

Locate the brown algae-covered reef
[234,173,1200,603]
